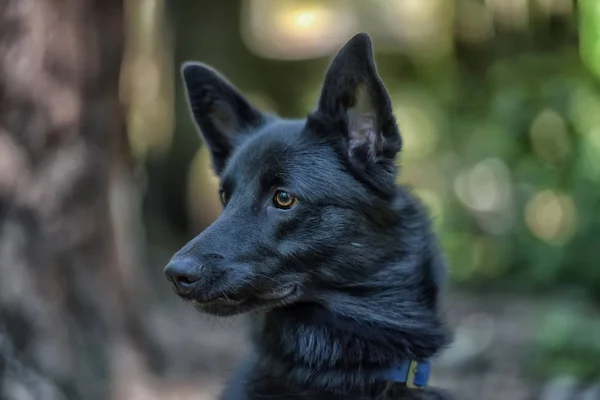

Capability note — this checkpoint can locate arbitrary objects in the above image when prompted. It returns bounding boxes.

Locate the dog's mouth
[191,284,299,316]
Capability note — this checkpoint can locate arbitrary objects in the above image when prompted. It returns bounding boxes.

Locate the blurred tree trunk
[0,1,160,399]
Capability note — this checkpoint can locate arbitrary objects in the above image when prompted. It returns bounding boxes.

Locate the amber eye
[273,190,297,209]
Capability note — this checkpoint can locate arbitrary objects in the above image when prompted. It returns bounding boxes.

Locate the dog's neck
[249,256,449,394]
[246,191,450,397]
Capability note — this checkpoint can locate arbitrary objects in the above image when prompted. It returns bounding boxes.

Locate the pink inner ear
[347,110,381,161]
[345,85,385,162]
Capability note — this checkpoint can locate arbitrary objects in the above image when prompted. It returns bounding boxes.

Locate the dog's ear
[182,62,265,175]
[314,33,401,171]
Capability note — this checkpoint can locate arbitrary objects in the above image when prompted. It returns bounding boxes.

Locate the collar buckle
[385,359,431,389]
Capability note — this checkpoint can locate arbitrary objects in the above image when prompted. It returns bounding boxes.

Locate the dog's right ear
[181,62,265,175]
[310,33,401,193]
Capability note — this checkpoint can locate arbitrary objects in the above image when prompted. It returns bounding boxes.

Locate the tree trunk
[0,1,153,398]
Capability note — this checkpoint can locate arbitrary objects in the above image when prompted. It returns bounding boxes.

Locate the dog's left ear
[313,33,401,172]
[181,62,265,175]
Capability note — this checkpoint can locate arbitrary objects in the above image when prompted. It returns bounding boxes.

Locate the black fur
[166,33,452,400]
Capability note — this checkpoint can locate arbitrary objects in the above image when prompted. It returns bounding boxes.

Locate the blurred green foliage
[437,48,600,296]
[530,301,600,380]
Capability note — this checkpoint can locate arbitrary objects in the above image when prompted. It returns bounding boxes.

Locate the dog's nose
[164,258,203,294]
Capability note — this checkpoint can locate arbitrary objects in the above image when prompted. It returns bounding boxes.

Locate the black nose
[164,257,203,294]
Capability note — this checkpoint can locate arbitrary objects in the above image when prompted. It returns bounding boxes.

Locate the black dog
[165,33,451,400]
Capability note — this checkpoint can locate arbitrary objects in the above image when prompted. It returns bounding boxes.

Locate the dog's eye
[273,190,297,209]
[219,189,228,205]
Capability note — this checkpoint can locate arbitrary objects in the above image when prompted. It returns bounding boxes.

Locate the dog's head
[166,33,414,317]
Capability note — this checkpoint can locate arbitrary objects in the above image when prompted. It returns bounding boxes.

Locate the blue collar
[382,360,430,389]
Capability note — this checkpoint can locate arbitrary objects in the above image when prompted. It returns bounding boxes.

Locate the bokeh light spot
[525,190,578,245]
[529,109,571,165]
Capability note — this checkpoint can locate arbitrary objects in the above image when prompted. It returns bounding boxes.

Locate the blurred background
[0,0,599,399]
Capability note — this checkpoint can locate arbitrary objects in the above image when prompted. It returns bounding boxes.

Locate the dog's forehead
[221,119,348,190]
[245,119,306,159]
[220,118,370,205]
[224,120,305,177]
